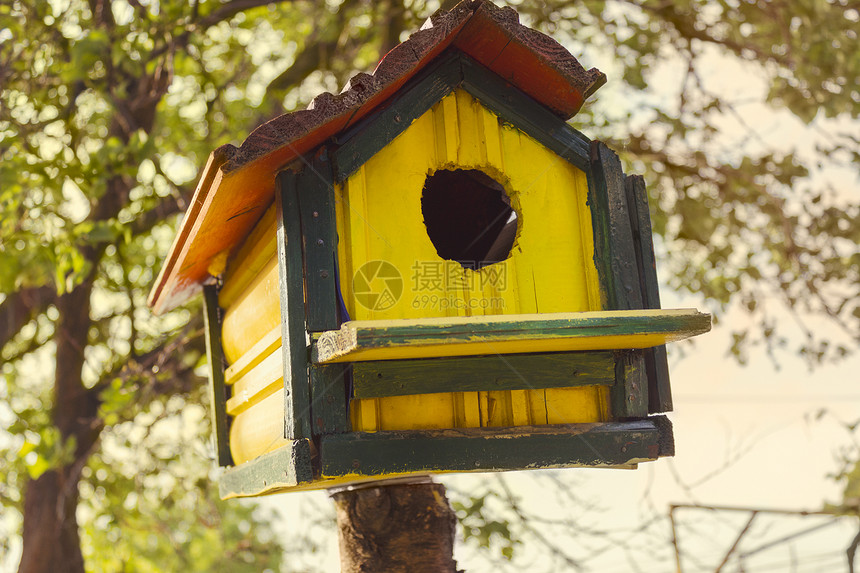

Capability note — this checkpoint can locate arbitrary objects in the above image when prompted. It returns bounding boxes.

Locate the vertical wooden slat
[589,141,645,311]
[612,350,648,419]
[625,174,672,413]
[276,170,312,440]
[297,149,340,332]
[590,141,648,418]
[309,363,350,436]
[203,284,233,467]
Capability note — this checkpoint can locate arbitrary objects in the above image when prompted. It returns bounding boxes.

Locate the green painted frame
[275,170,314,440]
[219,438,314,499]
[203,284,233,467]
[321,417,674,478]
[351,351,616,399]
[625,175,672,413]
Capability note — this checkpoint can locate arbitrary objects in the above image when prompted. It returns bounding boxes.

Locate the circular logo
[353,260,403,311]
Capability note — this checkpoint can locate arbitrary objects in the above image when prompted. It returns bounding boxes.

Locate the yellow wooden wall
[336,90,608,432]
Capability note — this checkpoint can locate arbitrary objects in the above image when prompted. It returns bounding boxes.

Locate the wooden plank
[218,439,314,499]
[220,254,280,364]
[611,350,648,419]
[203,284,233,467]
[226,347,283,416]
[297,149,339,332]
[331,50,461,183]
[224,325,281,385]
[352,352,615,398]
[309,364,350,436]
[589,141,644,311]
[313,309,711,363]
[229,388,289,464]
[276,170,312,440]
[218,202,278,310]
[459,53,591,172]
[625,175,673,413]
[320,419,669,477]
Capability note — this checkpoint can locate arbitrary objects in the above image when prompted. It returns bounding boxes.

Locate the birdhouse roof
[148,0,606,315]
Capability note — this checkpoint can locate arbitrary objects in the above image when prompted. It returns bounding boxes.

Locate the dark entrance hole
[421,169,518,270]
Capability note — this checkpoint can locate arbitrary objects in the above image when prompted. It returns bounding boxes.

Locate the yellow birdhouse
[148,0,710,498]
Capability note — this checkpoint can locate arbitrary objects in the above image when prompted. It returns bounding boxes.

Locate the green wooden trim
[330,49,594,183]
[313,309,712,364]
[218,439,314,499]
[297,149,339,332]
[203,284,233,467]
[331,50,461,183]
[623,175,672,413]
[352,351,615,398]
[585,157,613,310]
[276,170,312,440]
[611,350,648,418]
[625,175,661,311]
[589,141,644,311]
[458,54,591,172]
[320,418,671,477]
[309,363,350,435]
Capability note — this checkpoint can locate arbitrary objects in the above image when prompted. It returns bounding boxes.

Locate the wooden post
[330,478,459,573]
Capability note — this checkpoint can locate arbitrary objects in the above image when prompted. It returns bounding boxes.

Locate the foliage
[0,0,857,570]
[79,401,283,573]
[453,492,520,561]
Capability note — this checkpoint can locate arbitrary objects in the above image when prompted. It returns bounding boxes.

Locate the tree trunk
[331,478,460,573]
[18,468,85,573]
[19,281,99,573]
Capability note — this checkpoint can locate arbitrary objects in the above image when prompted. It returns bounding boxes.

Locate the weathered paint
[203,285,232,467]
[321,420,666,479]
[219,417,670,498]
[314,309,711,363]
[351,352,616,398]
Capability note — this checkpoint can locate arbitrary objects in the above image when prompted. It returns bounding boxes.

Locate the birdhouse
[148,0,710,499]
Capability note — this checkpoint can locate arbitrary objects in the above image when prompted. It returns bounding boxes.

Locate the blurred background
[1,1,857,571]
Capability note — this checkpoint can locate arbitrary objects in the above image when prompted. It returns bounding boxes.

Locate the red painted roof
[148,0,605,314]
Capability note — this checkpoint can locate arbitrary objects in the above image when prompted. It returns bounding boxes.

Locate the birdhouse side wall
[209,201,290,465]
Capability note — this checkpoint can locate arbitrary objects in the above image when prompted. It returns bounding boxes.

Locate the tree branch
[197,0,290,30]
[264,35,338,102]
[128,193,186,238]
[0,285,56,352]
[90,314,206,402]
